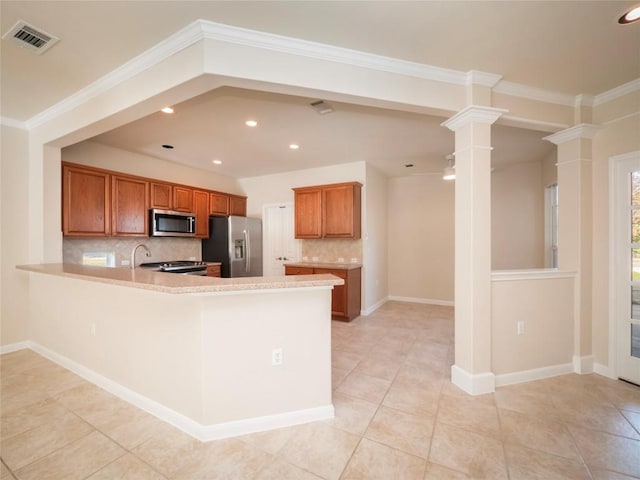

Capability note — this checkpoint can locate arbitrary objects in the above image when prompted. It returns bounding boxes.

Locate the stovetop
[139,260,207,272]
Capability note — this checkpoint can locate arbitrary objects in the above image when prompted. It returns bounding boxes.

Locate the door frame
[608,150,640,379]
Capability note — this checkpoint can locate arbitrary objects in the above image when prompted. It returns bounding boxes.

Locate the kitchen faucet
[130,243,151,269]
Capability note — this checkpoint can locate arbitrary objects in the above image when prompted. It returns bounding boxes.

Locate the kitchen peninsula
[17,264,342,441]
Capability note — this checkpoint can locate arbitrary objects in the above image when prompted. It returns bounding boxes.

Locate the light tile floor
[1,301,640,479]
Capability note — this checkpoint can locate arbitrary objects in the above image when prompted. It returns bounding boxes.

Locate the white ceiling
[2,1,637,178]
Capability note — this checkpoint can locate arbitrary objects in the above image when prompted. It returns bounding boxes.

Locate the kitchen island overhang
[16,264,342,441]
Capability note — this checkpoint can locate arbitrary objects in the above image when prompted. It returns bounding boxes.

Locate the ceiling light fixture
[619,5,640,24]
[245,120,258,127]
[161,107,174,114]
[289,144,300,150]
[443,154,455,180]
[161,144,174,149]
[212,159,222,165]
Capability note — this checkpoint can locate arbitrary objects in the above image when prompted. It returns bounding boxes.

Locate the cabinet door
[284,266,314,275]
[206,265,221,277]
[193,190,210,238]
[315,268,348,317]
[209,192,229,216]
[150,182,172,210]
[323,184,361,239]
[111,175,149,236]
[294,188,322,239]
[229,195,247,216]
[62,164,110,236]
[173,186,193,212]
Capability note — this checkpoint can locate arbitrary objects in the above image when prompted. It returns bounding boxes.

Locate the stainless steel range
[139,260,207,275]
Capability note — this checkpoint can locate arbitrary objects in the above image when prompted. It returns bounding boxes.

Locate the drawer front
[284,266,314,275]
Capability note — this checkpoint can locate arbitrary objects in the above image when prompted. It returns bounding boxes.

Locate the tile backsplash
[63,237,202,267]
[301,239,362,264]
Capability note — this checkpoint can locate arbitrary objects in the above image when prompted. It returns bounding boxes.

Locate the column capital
[442,106,508,132]
[543,123,601,145]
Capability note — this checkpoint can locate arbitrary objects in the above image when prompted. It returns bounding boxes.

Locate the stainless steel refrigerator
[202,216,263,277]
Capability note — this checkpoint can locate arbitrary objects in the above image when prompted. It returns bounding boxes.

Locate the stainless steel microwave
[150,209,196,237]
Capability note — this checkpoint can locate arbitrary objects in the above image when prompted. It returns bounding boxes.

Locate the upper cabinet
[62,163,111,236]
[193,190,210,238]
[62,162,248,237]
[173,186,193,212]
[293,182,362,239]
[111,175,149,236]
[229,195,247,217]
[150,182,172,210]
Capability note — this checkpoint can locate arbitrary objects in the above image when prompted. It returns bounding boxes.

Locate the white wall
[363,164,388,312]
[62,141,244,194]
[387,174,455,304]
[491,161,545,270]
[1,125,30,345]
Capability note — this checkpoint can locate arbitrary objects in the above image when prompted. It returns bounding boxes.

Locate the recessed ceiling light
[212,159,222,165]
[289,144,300,150]
[245,120,258,127]
[161,107,174,114]
[161,144,174,149]
[405,163,414,168]
[619,5,640,24]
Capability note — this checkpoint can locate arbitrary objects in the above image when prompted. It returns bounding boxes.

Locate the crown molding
[594,78,640,106]
[543,123,602,145]
[574,94,595,108]
[493,80,575,106]
[25,21,205,130]
[0,116,27,129]
[466,70,502,87]
[441,105,508,131]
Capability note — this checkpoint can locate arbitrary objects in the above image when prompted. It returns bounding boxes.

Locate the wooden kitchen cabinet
[111,175,149,236]
[293,187,323,238]
[150,182,173,210]
[173,186,193,212]
[62,163,111,236]
[284,265,361,321]
[229,195,247,216]
[193,190,210,238]
[206,264,221,277]
[293,182,361,239]
[209,192,229,216]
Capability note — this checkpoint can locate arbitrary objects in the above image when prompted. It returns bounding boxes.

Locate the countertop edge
[284,262,362,270]
[17,264,344,294]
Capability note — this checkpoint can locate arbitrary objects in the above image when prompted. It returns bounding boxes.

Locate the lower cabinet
[206,264,221,277]
[284,265,361,321]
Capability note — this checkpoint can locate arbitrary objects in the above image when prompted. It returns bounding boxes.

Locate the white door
[263,203,300,276]
[613,152,640,385]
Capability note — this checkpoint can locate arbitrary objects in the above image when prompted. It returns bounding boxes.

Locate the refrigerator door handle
[244,229,250,273]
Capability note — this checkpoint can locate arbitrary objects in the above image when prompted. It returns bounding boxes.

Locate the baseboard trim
[451,365,495,395]
[0,341,31,355]
[495,362,574,387]
[361,297,388,316]
[27,342,334,441]
[388,295,454,307]
[573,355,595,374]
[594,362,616,379]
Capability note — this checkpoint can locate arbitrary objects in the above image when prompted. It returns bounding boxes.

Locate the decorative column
[544,124,600,373]
[443,106,506,395]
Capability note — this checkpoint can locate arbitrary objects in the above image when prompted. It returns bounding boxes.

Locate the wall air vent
[2,20,59,55]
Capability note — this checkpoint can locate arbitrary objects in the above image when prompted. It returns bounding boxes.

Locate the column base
[451,365,495,395]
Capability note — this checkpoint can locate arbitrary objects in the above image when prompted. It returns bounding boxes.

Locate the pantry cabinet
[293,182,361,239]
[284,265,361,321]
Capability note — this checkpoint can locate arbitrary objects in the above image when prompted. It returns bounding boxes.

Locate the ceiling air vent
[2,20,59,55]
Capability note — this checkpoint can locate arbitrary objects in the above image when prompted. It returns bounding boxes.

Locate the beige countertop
[17,263,343,294]
[284,262,362,270]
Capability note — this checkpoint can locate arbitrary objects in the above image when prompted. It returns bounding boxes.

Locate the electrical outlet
[517,321,525,335]
[121,260,130,266]
[338,257,345,263]
[350,258,358,263]
[272,348,283,366]
[312,256,319,262]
